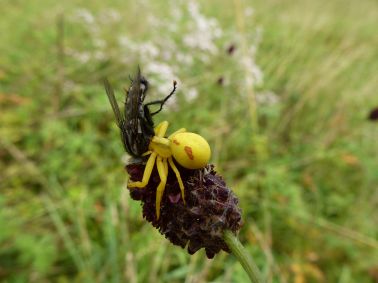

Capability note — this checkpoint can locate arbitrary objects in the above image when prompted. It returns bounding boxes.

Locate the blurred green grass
[1,0,377,282]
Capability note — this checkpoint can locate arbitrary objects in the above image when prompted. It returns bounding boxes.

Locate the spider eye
[170,133,211,169]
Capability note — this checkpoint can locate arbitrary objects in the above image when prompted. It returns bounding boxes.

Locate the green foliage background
[0,0,377,282]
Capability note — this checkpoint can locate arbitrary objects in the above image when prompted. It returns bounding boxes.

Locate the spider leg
[155,157,169,219]
[164,157,169,173]
[168,157,186,205]
[128,152,157,188]
[154,121,169,138]
[142,150,152,156]
[152,136,170,146]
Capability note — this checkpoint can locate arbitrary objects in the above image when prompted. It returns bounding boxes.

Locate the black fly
[104,68,177,157]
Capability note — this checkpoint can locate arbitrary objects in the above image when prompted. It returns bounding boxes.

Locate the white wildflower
[182,0,220,54]
[118,36,132,48]
[93,50,106,61]
[93,38,106,49]
[187,0,200,17]
[161,50,172,61]
[146,14,162,27]
[99,9,121,23]
[73,8,95,24]
[171,6,183,21]
[240,55,264,88]
[255,91,280,105]
[185,88,199,101]
[118,35,138,53]
[251,63,264,86]
[145,62,175,80]
[63,80,76,93]
[176,53,193,65]
[199,54,210,63]
[213,27,223,38]
[139,42,160,59]
[245,7,254,17]
[73,51,91,63]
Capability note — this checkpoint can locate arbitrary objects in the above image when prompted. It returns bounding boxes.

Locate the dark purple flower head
[226,44,237,55]
[368,107,378,121]
[126,161,243,259]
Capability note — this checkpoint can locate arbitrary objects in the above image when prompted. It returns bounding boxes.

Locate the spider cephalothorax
[105,68,211,219]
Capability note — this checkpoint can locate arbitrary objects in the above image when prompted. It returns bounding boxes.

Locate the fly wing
[104,79,124,127]
[126,67,143,125]
[104,79,131,153]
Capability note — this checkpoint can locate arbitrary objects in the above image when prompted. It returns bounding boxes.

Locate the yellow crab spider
[128,121,211,219]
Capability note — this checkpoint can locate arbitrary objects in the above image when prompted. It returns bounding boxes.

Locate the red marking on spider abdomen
[173,139,180,145]
[184,146,194,160]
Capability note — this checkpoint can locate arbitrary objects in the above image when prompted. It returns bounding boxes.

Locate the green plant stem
[223,230,264,283]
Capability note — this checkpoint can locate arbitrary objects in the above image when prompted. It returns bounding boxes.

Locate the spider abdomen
[170,133,211,169]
